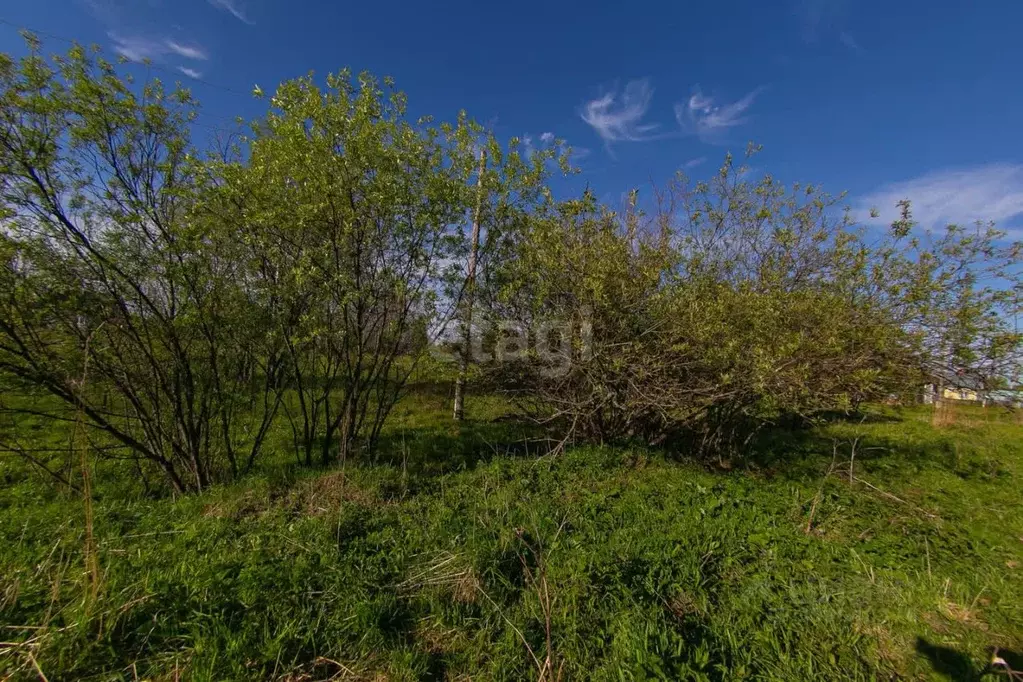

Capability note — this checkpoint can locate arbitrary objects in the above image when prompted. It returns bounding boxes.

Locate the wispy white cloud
[683,156,706,169]
[675,87,763,142]
[166,40,208,61]
[857,165,1023,230]
[109,34,162,62]
[109,34,209,63]
[570,146,592,161]
[209,0,254,25]
[580,79,661,146]
[540,132,555,144]
[178,66,203,79]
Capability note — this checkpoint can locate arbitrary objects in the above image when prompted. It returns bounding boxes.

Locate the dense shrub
[0,40,1018,490]
[485,152,1020,454]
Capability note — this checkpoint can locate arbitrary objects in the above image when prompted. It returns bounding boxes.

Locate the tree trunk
[453,149,487,421]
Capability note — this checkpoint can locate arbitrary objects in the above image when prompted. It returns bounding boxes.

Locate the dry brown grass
[397,551,479,605]
[932,400,957,427]
[202,472,384,520]
[202,489,268,519]
[854,621,909,670]
[663,589,703,622]
[938,580,991,631]
[930,400,1023,430]
[451,569,482,605]
[285,472,382,516]
[274,657,378,682]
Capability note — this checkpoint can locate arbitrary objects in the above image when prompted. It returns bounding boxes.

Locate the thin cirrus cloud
[178,66,203,79]
[675,87,764,142]
[110,34,209,63]
[209,0,255,25]
[580,80,763,151]
[166,41,208,61]
[579,79,661,146]
[857,164,1023,233]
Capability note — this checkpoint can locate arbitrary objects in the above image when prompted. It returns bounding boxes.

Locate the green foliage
[202,69,483,467]
[1,39,1021,681]
[488,149,1021,453]
[0,40,568,489]
[0,38,283,493]
[2,39,1018,488]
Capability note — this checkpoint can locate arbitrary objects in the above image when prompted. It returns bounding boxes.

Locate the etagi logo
[433,311,592,378]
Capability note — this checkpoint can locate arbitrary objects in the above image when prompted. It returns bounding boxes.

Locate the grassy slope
[1,393,1021,681]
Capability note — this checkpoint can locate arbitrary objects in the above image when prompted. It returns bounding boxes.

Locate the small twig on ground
[848,436,859,484]
[853,476,941,520]
[314,656,358,678]
[27,650,49,682]
[924,536,932,580]
[805,440,840,533]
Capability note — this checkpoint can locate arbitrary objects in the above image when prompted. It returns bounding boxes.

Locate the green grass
[1,393,1022,680]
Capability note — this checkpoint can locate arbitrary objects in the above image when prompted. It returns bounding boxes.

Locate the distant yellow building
[941,386,978,402]
[921,365,985,404]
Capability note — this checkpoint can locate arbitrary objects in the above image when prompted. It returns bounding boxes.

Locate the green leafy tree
[0,39,284,492]
[208,70,482,465]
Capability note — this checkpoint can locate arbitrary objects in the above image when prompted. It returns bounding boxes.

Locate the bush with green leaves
[0,38,565,491]
[487,150,1021,454]
[0,38,1018,491]
[0,40,287,492]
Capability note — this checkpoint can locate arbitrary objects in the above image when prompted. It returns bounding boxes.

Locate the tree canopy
[1,39,1019,492]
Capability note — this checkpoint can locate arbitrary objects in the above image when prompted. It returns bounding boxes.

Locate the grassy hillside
[1,393,1021,680]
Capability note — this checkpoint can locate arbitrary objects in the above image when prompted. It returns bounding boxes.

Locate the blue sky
[3,0,1023,231]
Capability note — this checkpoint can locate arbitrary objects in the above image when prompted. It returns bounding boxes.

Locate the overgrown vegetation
[487,166,1021,453]
[1,37,1022,681]
[2,395,1022,680]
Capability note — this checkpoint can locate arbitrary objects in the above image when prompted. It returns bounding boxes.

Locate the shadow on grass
[915,637,1023,680]
[797,409,903,425]
[739,407,1008,482]
[273,392,1010,501]
[371,413,550,479]
[374,401,987,485]
[271,381,553,482]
